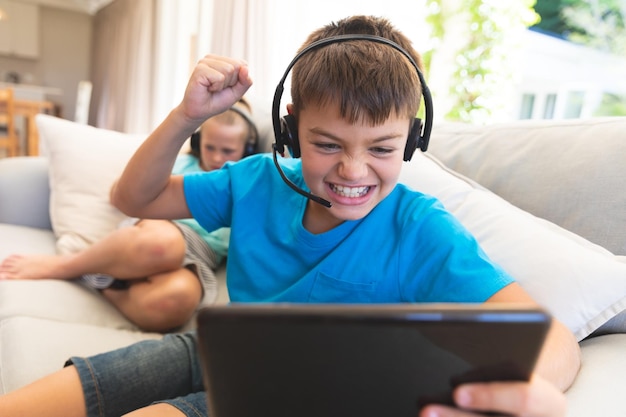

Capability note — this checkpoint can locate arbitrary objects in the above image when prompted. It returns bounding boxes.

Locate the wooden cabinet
[0,0,39,58]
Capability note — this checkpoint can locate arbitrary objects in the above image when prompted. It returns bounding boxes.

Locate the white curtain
[89,0,429,133]
[90,0,155,133]
[150,0,203,130]
[207,0,272,107]
[207,0,428,112]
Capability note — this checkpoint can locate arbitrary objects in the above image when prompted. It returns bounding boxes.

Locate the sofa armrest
[0,157,52,230]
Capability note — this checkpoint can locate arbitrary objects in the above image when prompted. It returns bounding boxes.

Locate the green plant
[594,93,626,116]
[425,0,539,123]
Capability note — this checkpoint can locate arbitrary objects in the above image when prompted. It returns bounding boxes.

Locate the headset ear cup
[403,119,423,161]
[190,131,200,153]
[244,141,256,158]
[280,114,301,158]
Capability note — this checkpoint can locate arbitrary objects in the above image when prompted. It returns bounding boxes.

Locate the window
[520,94,535,119]
[564,91,585,119]
[543,94,556,119]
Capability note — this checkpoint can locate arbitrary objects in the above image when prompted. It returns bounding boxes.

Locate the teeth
[331,184,369,198]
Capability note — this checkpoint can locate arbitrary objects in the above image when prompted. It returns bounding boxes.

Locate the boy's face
[296,102,410,234]
[198,119,247,172]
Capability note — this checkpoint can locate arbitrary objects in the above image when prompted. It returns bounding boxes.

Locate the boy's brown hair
[290,15,424,126]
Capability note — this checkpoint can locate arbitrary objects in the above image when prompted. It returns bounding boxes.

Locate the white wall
[0,6,91,120]
[257,0,430,107]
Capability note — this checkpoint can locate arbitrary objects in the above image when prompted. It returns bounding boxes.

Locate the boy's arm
[418,283,577,417]
[485,282,581,392]
[110,55,252,219]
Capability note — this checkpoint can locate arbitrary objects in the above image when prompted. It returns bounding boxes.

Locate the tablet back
[196,303,550,417]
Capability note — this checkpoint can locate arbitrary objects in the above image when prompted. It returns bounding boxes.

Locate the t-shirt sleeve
[397,196,514,303]
[183,168,234,234]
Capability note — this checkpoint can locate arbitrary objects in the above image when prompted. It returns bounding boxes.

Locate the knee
[133,271,202,332]
[131,222,185,270]
[154,274,202,317]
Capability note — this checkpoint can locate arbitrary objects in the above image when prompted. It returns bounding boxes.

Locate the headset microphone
[272,146,332,208]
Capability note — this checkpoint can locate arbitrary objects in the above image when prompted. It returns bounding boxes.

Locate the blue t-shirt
[173,153,229,262]
[183,154,513,303]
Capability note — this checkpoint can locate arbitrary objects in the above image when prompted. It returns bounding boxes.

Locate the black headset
[191,105,259,157]
[272,33,433,162]
[271,34,434,208]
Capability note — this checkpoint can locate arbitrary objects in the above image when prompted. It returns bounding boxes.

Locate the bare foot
[0,254,76,281]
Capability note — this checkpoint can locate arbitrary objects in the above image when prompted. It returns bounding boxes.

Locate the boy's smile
[295,102,410,234]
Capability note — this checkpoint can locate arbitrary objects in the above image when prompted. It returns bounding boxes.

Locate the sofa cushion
[565,334,626,417]
[36,114,147,255]
[0,280,137,329]
[399,152,626,341]
[427,117,626,256]
[0,316,161,394]
[0,224,56,258]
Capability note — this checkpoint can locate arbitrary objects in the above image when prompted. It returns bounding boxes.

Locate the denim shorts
[66,331,209,417]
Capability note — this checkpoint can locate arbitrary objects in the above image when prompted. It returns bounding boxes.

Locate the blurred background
[0,0,624,135]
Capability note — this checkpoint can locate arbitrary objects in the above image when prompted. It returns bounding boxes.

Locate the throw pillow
[427,118,626,256]
[399,152,626,341]
[36,114,147,255]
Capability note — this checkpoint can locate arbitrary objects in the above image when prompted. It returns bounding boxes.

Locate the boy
[0,15,578,417]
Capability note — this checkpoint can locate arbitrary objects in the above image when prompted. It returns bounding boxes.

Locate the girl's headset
[191,102,259,157]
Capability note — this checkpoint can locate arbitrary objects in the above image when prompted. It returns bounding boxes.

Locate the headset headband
[229,104,259,145]
[272,34,433,154]
[190,103,259,157]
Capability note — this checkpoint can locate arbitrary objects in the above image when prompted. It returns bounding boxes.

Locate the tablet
[196,303,551,417]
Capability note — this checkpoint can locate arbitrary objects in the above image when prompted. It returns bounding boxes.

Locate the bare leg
[0,366,86,417]
[123,403,186,417]
[103,267,203,332]
[0,253,76,281]
[1,219,200,331]
[0,220,186,281]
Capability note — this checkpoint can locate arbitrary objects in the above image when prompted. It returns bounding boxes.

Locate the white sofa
[1,114,625,417]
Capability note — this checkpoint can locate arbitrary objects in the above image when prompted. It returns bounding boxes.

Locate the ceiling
[20,0,114,15]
